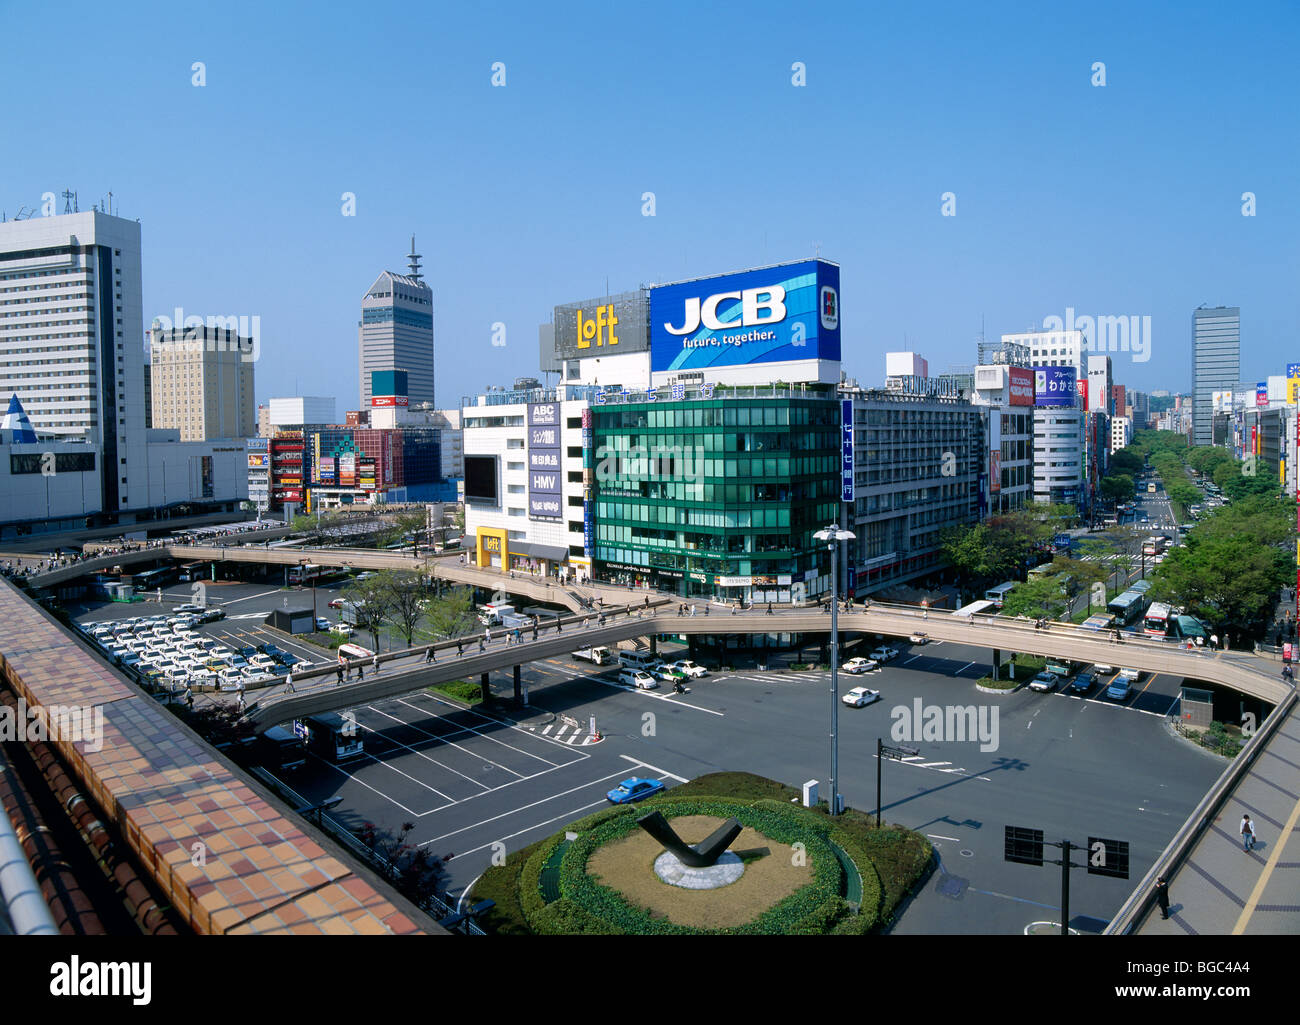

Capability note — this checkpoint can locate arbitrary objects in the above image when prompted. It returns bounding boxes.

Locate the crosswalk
[535,721,602,745]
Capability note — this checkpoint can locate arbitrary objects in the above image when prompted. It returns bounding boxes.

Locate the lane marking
[394,697,561,768]
[954,661,976,676]
[451,800,610,860]
[618,754,689,783]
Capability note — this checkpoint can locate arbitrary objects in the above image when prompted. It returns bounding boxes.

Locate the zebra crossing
[535,720,602,745]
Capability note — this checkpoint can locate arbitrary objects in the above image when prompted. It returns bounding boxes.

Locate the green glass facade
[591,397,840,599]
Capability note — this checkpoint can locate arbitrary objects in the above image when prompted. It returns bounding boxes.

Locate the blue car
[606,777,665,804]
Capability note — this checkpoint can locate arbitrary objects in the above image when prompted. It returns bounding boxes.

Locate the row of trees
[341,570,478,652]
[939,504,1078,601]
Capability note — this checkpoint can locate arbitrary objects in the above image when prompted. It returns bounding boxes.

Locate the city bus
[177,561,208,583]
[1147,482,1157,493]
[337,643,375,663]
[1142,602,1173,638]
[258,725,307,772]
[983,582,1017,609]
[1106,590,1148,626]
[288,563,330,585]
[132,565,177,591]
[302,712,366,763]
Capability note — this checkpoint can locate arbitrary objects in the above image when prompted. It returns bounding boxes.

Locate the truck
[477,603,515,626]
[572,646,613,666]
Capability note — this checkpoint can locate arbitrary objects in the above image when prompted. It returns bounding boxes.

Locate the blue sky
[3,0,1296,407]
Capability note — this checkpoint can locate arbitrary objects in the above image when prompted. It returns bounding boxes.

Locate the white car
[869,647,900,663]
[315,617,331,631]
[1118,667,1142,682]
[619,669,658,690]
[1029,671,1061,692]
[331,623,354,636]
[841,657,879,674]
[908,632,929,645]
[670,659,708,678]
[842,686,881,707]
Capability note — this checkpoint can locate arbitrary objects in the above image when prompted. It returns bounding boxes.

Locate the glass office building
[590,390,840,601]
[1191,306,1240,447]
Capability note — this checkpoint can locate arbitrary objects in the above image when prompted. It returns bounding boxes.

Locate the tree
[381,570,427,647]
[1150,534,1287,640]
[1002,576,1070,621]
[1047,554,1108,613]
[343,576,396,652]
[421,586,477,642]
[1108,448,1143,477]
[1100,475,1134,505]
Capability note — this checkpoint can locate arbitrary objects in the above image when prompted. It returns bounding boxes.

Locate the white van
[618,650,659,672]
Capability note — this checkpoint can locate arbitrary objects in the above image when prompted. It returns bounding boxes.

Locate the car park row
[80,610,304,694]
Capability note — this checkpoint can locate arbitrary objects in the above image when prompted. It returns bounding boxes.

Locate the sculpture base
[653,850,744,890]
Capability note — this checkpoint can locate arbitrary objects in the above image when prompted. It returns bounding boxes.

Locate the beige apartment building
[150,326,255,441]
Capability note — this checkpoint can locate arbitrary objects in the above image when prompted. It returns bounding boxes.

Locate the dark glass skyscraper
[1191,306,1240,447]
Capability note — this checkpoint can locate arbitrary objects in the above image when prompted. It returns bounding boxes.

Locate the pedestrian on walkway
[425,646,435,663]
[532,622,538,640]
[285,672,295,693]
[485,626,492,644]
[457,641,463,657]
[372,654,380,675]
[514,628,521,645]
[1241,814,1256,851]
[357,661,364,679]
[479,638,485,652]
[337,664,344,684]
[185,686,193,710]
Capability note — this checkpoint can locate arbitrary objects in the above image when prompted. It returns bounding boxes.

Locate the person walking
[372,654,380,675]
[184,686,194,710]
[457,640,464,657]
[479,637,485,652]
[285,672,295,693]
[485,626,492,645]
[336,663,344,684]
[532,622,538,641]
[425,646,435,663]
[1241,814,1256,852]
[1154,876,1170,919]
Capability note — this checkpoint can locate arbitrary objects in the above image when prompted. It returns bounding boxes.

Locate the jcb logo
[576,305,619,349]
[664,286,786,336]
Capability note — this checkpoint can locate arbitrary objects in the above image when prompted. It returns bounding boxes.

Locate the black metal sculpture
[636,810,743,868]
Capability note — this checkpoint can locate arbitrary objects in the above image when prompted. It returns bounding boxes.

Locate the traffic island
[469,771,931,935]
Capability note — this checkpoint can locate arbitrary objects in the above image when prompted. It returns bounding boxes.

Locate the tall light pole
[815,522,856,817]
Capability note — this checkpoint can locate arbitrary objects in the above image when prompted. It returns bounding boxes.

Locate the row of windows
[596,403,838,431]
[597,479,838,503]
[10,452,96,474]
[597,500,838,530]
[600,455,835,481]
[599,430,836,454]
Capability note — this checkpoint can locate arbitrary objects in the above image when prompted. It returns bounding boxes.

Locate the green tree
[1150,534,1287,640]
[380,569,427,647]
[343,576,397,652]
[1100,475,1134,505]
[1108,448,1143,477]
[420,586,477,642]
[1002,576,1070,621]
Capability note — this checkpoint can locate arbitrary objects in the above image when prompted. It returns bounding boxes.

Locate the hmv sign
[528,402,563,519]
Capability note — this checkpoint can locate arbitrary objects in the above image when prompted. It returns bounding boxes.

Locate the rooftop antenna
[813,240,822,258]
[107,191,113,216]
[407,235,423,282]
[61,189,77,214]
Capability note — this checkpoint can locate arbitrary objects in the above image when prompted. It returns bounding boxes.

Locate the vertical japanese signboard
[841,399,854,503]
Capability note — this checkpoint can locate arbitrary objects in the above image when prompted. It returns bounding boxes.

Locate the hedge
[525,797,865,935]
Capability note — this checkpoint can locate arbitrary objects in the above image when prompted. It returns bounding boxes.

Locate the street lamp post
[814,522,856,817]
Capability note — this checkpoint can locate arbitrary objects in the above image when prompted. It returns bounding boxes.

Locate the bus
[1141,536,1166,557]
[1081,613,1117,632]
[177,561,208,583]
[288,563,331,585]
[1106,590,1148,625]
[983,582,1017,608]
[132,565,178,591]
[302,712,365,763]
[1143,602,1173,638]
[1147,482,1157,493]
[337,643,375,663]
[258,725,307,772]
[1130,579,1152,595]
[954,599,998,619]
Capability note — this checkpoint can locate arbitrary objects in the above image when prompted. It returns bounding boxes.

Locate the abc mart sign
[649,259,840,373]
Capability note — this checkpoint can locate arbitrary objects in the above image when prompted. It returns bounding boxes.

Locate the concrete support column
[480,672,491,703]
[992,648,1000,682]
[649,635,657,656]
[513,664,522,702]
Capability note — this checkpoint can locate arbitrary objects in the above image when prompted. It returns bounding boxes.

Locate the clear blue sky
[3,0,1296,407]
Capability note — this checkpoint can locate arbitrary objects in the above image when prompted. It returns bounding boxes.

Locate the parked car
[331,623,354,636]
[1069,670,1096,694]
[868,647,900,663]
[841,657,879,675]
[670,659,708,678]
[1029,671,1061,692]
[198,608,226,623]
[315,617,331,631]
[908,632,929,645]
[328,598,345,609]
[841,686,881,707]
[1106,677,1132,701]
[651,664,687,684]
[605,777,665,804]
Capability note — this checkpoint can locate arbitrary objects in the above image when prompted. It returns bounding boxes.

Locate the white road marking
[928,834,961,842]
[220,588,285,605]
[354,709,495,791]
[542,724,554,735]
[451,800,611,860]
[618,754,689,783]
[418,770,634,846]
[954,661,976,675]
[394,696,564,766]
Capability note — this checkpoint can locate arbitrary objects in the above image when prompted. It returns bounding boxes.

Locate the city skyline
[2,0,1295,409]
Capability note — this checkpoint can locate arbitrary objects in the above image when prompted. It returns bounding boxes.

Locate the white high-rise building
[0,208,148,512]
[358,240,434,410]
[268,396,336,427]
[1111,416,1132,452]
[1004,330,1086,508]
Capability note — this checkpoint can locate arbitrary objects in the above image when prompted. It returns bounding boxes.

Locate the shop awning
[509,541,569,562]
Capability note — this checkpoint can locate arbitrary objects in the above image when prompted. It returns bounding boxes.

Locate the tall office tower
[0,208,147,512]
[358,238,434,411]
[1191,306,1240,447]
[149,326,256,441]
